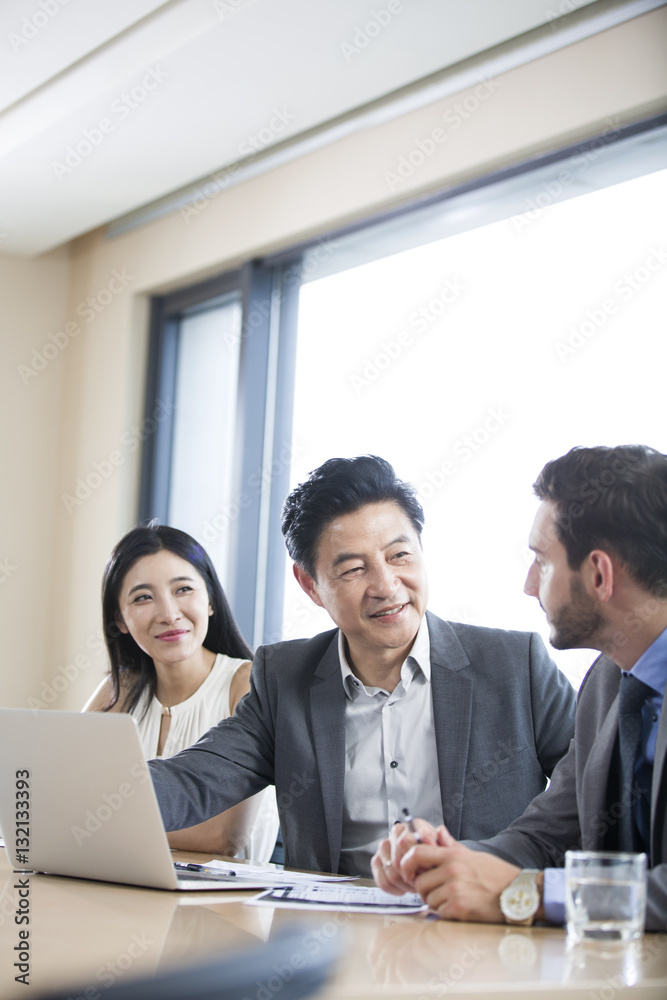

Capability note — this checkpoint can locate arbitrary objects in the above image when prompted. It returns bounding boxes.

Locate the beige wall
[1,8,665,710]
[0,247,71,706]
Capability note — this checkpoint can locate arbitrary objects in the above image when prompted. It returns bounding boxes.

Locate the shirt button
[390,760,398,768]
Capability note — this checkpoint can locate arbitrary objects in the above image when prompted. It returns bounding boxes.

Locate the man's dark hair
[281,455,424,577]
[533,445,667,597]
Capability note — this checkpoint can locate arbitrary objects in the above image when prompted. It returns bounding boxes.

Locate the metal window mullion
[252,267,284,648]
[138,302,180,524]
[260,265,302,644]
[227,262,274,644]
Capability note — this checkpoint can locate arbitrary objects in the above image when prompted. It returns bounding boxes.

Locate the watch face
[500,875,540,922]
[502,887,539,920]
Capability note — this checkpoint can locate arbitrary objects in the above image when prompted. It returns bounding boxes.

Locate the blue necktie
[617,673,654,853]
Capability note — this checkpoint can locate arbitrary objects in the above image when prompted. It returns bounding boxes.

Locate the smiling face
[116,549,213,673]
[294,501,428,673]
[524,500,604,650]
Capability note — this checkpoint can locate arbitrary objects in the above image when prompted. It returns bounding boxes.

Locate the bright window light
[282,167,667,687]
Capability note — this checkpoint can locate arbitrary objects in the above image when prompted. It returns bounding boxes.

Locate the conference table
[1,847,666,999]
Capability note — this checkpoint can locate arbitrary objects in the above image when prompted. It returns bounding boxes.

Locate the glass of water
[565,851,648,943]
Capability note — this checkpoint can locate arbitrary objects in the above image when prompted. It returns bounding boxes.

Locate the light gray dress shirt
[338,616,444,876]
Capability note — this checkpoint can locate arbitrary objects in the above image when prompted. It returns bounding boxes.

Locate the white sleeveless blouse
[132,653,279,862]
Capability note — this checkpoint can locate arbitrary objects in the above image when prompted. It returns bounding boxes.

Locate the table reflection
[1,850,666,1000]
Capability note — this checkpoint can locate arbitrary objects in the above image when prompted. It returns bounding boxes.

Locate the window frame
[140,262,301,646]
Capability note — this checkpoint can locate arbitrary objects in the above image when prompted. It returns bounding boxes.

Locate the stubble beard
[548,575,605,651]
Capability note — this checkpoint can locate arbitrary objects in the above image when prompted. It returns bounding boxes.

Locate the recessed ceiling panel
[0,0,610,256]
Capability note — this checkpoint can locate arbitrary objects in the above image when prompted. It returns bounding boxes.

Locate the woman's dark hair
[101,522,252,716]
[281,455,425,578]
[534,444,667,597]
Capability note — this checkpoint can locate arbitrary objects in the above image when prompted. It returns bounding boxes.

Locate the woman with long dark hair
[84,522,278,860]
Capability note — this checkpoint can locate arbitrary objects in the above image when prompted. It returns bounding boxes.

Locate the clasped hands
[370,818,521,922]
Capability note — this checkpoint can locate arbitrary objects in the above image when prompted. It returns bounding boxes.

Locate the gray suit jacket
[149,612,576,874]
[473,654,667,931]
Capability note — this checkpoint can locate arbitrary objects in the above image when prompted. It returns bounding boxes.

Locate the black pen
[401,808,422,843]
[174,862,236,876]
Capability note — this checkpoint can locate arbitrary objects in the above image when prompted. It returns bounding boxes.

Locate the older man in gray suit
[374,445,667,930]
[149,455,575,876]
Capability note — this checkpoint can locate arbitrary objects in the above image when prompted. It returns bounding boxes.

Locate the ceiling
[0,0,647,257]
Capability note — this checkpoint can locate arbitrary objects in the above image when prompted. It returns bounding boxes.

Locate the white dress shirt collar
[338,614,431,699]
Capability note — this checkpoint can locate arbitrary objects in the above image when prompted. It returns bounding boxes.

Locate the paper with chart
[247,882,429,913]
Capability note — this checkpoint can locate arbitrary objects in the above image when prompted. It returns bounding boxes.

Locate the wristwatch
[499,870,542,926]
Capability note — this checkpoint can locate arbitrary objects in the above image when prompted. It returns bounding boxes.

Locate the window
[141,264,300,645]
[168,293,242,588]
[144,119,667,680]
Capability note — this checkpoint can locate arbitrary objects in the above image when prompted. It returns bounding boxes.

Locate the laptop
[0,708,277,892]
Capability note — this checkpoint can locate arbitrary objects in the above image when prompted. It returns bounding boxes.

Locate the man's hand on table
[371,819,522,922]
[371,816,439,894]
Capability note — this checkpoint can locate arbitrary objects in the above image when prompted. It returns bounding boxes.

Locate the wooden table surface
[1,848,666,999]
